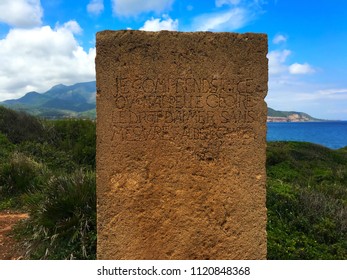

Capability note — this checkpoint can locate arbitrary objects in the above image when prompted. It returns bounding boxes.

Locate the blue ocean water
[266,121,347,149]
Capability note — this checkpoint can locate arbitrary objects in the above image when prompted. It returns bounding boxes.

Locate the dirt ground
[0,211,28,260]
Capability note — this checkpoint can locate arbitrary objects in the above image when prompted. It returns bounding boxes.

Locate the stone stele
[96,30,268,260]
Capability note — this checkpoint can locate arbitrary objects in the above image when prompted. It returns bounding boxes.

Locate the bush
[50,119,96,168]
[0,106,45,144]
[18,141,77,172]
[0,152,45,196]
[18,170,96,259]
[0,132,14,158]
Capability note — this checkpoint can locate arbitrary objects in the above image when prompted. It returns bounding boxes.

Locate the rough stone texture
[96,30,268,260]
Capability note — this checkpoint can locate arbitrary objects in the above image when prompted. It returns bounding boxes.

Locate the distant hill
[267,107,321,122]
[1,81,96,119]
[1,81,321,121]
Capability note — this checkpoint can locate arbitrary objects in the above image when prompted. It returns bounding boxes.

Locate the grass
[17,170,96,260]
[266,141,347,259]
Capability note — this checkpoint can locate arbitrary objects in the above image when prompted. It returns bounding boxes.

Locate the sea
[266,121,347,149]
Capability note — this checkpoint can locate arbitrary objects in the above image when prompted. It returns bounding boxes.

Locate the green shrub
[50,119,96,168]
[18,141,77,172]
[0,106,45,143]
[0,197,17,211]
[18,170,96,260]
[0,152,45,196]
[0,132,14,158]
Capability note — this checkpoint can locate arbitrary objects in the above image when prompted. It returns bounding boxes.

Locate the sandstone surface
[96,30,268,259]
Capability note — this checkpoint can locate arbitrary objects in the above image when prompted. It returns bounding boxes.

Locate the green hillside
[267,141,347,259]
[0,105,346,259]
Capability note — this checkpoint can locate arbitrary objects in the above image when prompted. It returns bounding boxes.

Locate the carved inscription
[111,76,258,142]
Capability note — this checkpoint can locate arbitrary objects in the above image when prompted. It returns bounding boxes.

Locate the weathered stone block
[96,30,267,259]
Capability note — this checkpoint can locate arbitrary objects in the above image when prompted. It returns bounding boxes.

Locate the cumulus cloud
[0,22,95,101]
[289,63,315,74]
[87,0,104,16]
[268,50,315,76]
[273,34,287,44]
[112,0,174,17]
[60,20,83,34]
[267,49,291,74]
[267,43,321,117]
[192,7,249,31]
[0,0,43,28]
[215,0,241,7]
[140,15,178,31]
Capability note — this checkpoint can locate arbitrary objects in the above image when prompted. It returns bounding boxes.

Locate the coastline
[267,118,344,123]
[267,116,323,122]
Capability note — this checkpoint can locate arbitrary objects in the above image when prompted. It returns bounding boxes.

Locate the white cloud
[0,22,95,101]
[112,0,174,17]
[297,88,347,105]
[286,88,347,120]
[61,20,83,35]
[267,48,319,116]
[192,7,249,31]
[192,0,264,31]
[267,49,291,74]
[266,50,336,118]
[140,15,178,31]
[297,88,347,101]
[215,0,241,7]
[317,88,347,96]
[0,0,43,28]
[268,50,315,76]
[289,63,315,74]
[87,0,104,16]
[273,34,287,44]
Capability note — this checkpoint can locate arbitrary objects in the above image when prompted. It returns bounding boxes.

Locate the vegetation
[0,106,96,259]
[20,170,96,259]
[0,105,346,259]
[267,142,347,259]
[0,106,46,143]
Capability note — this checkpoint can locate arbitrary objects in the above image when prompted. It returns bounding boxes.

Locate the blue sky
[0,0,346,120]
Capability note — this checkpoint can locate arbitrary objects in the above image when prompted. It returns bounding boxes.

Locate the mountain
[267,107,321,122]
[1,81,96,119]
[3,91,51,106]
[1,81,321,121]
